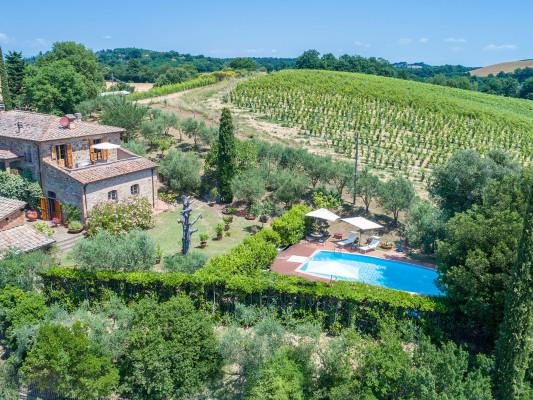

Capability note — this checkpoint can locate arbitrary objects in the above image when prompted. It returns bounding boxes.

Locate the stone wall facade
[84,168,157,215]
[41,163,85,213]
[39,132,122,168]
[0,137,39,179]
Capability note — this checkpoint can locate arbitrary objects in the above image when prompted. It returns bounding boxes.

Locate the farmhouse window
[130,184,140,196]
[108,190,118,201]
[51,144,73,168]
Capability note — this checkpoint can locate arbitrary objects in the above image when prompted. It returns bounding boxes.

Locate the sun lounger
[335,232,358,247]
[358,239,380,253]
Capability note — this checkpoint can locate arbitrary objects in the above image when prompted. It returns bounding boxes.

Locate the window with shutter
[39,197,48,220]
[66,144,73,168]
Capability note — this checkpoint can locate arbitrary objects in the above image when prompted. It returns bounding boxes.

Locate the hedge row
[127,75,218,101]
[40,265,447,334]
[39,204,448,333]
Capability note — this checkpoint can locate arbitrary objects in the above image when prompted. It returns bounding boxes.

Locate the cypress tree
[217,108,237,203]
[494,172,533,400]
[0,46,12,110]
[5,51,26,100]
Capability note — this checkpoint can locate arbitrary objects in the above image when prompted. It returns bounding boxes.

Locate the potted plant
[380,241,394,250]
[26,209,38,221]
[67,220,84,234]
[215,223,224,240]
[199,232,209,248]
[222,206,237,215]
[259,215,269,224]
[223,216,233,231]
[51,217,62,227]
[209,188,218,206]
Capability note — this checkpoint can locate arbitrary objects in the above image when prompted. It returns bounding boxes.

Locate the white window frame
[130,184,140,196]
[108,190,118,201]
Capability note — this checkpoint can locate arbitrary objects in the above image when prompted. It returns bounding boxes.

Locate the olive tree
[378,176,415,224]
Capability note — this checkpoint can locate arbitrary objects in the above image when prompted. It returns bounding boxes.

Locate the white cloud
[419,37,429,44]
[102,35,112,40]
[0,33,10,44]
[445,37,466,43]
[30,37,49,47]
[450,46,464,52]
[271,49,278,54]
[354,40,371,48]
[483,43,518,51]
[397,38,413,45]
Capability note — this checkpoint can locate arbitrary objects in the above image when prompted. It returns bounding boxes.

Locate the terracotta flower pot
[245,215,256,220]
[26,210,38,221]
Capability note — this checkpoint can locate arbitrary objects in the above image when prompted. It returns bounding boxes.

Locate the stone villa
[0,110,158,221]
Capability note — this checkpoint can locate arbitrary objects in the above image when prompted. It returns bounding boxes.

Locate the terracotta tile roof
[63,157,157,184]
[0,196,26,219]
[0,110,124,142]
[0,224,55,253]
[0,148,22,160]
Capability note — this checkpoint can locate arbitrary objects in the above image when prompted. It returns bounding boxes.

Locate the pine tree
[494,173,533,400]
[217,108,237,203]
[5,51,26,100]
[0,46,12,110]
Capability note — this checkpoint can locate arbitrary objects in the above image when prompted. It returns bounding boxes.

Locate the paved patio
[270,240,436,283]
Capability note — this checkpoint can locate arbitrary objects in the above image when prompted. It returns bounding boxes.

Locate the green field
[230,69,533,180]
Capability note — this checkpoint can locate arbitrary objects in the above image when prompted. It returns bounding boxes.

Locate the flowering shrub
[87,197,153,236]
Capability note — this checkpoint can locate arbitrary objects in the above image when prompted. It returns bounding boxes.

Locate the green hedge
[197,228,280,277]
[39,204,449,334]
[40,266,447,334]
[271,204,311,247]
[127,75,218,101]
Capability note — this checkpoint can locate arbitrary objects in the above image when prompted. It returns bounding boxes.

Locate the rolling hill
[230,69,533,181]
[470,60,533,77]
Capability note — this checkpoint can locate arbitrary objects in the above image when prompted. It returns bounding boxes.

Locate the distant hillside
[470,60,533,77]
[230,69,533,180]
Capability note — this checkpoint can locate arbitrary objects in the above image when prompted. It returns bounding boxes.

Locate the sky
[1,0,531,67]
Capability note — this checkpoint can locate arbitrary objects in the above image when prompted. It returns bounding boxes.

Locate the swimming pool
[296,251,442,296]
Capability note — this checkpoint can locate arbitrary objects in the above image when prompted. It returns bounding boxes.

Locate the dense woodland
[96,48,295,81]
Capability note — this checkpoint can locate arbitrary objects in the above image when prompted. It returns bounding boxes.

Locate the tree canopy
[119,296,221,400]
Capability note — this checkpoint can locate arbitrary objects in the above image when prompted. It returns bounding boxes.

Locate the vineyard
[229,70,533,181]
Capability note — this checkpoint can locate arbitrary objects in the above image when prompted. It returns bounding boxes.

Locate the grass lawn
[148,202,259,259]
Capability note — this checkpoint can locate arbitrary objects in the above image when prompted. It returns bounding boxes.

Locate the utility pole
[352,131,360,205]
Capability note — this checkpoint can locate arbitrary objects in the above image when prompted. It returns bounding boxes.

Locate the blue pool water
[297,251,442,296]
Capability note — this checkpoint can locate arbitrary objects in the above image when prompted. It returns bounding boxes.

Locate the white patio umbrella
[305,208,340,239]
[305,208,340,222]
[92,142,121,150]
[341,217,383,244]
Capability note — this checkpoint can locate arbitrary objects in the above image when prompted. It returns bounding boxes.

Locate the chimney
[74,112,82,121]
[16,121,23,132]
